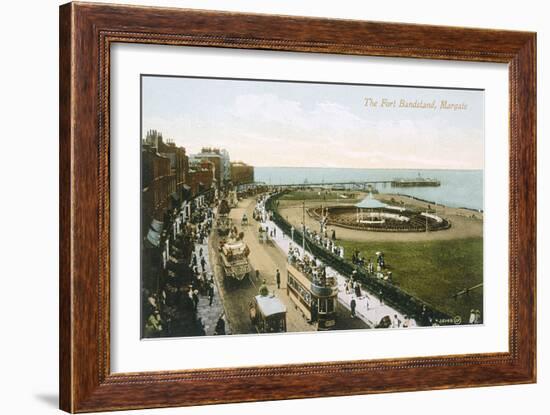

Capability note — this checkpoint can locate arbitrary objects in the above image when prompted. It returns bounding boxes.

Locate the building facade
[191,148,225,187]
[231,161,254,185]
[158,140,189,198]
[141,145,175,239]
[188,159,216,196]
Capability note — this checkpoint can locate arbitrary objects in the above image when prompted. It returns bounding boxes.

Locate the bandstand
[308,194,451,232]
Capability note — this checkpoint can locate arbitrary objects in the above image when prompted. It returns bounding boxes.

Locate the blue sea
[254,167,483,211]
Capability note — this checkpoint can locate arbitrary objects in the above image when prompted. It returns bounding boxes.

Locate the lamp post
[425,209,429,233]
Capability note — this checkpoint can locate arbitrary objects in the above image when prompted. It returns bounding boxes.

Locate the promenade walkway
[191,237,231,336]
[258,198,417,329]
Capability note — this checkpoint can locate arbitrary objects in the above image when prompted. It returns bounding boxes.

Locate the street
[208,196,368,335]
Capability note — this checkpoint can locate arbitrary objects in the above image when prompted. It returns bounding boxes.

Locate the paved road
[209,196,367,334]
[208,229,257,335]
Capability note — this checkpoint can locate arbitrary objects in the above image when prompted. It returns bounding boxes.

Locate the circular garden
[308,205,451,232]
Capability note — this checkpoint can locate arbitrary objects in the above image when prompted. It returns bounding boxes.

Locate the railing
[265,192,451,326]
[311,282,339,298]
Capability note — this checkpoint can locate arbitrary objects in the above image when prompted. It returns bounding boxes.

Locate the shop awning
[150,219,163,232]
[146,219,164,247]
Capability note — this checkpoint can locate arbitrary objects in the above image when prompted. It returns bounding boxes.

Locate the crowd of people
[142,199,227,338]
[287,243,333,288]
[350,249,393,282]
[344,267,417,329]
[469,309,483,324]
[254,194,281,244]
[302,217,399,297]
[302,225,345,259]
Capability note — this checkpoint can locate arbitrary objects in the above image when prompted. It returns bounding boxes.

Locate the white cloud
[143,92,483,169]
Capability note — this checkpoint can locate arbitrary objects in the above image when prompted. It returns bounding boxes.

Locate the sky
[142,75,484,170]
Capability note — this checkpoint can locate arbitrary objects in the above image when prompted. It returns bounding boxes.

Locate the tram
[286,259,338,329]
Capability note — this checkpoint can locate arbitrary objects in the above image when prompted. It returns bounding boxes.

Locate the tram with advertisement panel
[286,259,338,330]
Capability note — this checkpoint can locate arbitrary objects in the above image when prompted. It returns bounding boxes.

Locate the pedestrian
[474,309,482,324]
[144,309,163,337]
[255,269,260,281]
[469,309,476,324]
[208,282,215,306]
[192,289,199,311]
[310,300,318,323]
[354,281,361,298]
[196,318,206,336]
[259,279,269,296]
[276,269,281,289]
[350,297,356,318]
[393,314,401,328]
[273,227,276,238]
[199,247,203,257]
[214,315,226,335]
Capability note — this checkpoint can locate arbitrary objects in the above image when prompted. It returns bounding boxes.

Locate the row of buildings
[141,129,254,239]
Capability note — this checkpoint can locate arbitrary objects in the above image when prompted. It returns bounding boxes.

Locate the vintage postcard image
[140,76,484,338]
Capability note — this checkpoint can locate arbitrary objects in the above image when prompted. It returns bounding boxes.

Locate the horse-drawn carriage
[219,239,251,283]
[249,294,287,333]
[216,199,232,236]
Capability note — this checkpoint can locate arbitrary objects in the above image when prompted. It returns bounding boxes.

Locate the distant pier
[254,178,440,189]
[390,178,440,187]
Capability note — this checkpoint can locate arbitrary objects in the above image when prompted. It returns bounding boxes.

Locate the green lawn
[339,238,483,322]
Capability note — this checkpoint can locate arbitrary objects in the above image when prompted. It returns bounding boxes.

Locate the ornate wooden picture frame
[59,2,536,412]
